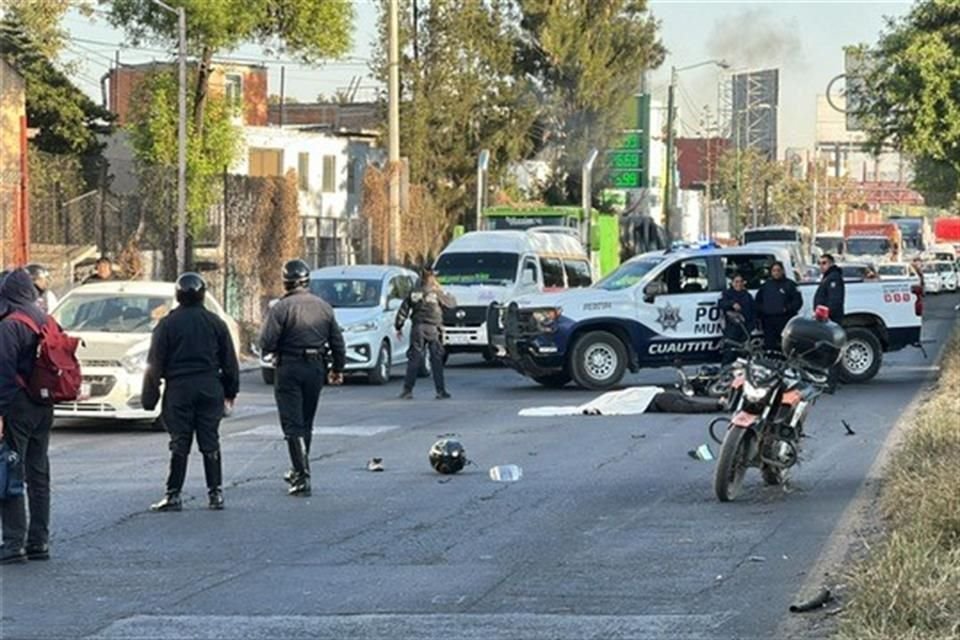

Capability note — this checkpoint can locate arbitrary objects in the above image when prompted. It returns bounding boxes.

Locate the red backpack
[7,312,83,405]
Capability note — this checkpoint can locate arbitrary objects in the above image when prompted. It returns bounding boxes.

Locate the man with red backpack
[0,270,69,563]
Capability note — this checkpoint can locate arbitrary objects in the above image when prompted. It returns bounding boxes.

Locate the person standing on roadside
[756,261,803,352]
[259,259,346,497]
[717,273,756,365]
[0,270,55,563]
[814,254,845,323]
[143,273,239,512]
[395,267,456,400]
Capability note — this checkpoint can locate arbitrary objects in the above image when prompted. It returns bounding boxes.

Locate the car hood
[443,284,514,307]
[72,332,151,362]
[333,307,382,326]
[509,287,627,310]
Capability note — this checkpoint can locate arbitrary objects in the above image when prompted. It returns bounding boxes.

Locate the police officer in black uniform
[143,273,239,512]
[395,267,456,400]
[756,261,803,352]
[259,259,346,497]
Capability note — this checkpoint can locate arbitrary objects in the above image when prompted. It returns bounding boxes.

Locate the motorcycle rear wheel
[714,427,752,502]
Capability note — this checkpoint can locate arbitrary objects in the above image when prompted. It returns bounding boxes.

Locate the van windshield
[595,257,664,291]
[435,252,519,286]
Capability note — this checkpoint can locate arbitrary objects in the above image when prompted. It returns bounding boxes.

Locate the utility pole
[176,5,187,273]
[662,66,677,236]
[387,0,401,264]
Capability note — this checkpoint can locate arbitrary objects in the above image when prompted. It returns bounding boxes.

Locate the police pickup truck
[490,244,923,389]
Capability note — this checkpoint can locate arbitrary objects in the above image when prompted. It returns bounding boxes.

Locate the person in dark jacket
[143,273,239,512]
[259,259,346,497]
[755,261,803,352]
[814,254,845,323]
[82,257,116,284]
[395,267,456,400]
[0,270,54,563]
[718,273,756,364]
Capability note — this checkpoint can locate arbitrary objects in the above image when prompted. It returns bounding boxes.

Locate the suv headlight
[121,350,149,374]
[531,307,562,330]
[344,321,378,334]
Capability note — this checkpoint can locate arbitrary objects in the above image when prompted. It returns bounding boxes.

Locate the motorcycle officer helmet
[175,272,206,306]
[282,259,311,292]
[429,439,466,474]
[25,263,51,293]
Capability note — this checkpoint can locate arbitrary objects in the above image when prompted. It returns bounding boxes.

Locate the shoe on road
[151,492,183,512]
[436,391,451,400]
[0,547,27,564]
[399,390,413,400]
[208,488,224,510]
[25,543,49,561]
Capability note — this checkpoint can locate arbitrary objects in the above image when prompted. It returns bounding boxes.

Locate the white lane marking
[229,424,401,438]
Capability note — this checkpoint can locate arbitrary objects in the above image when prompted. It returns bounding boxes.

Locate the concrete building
[0,58,27,267]
[268,102,379,131]
[105,61,268,127]
[815,95,909,183]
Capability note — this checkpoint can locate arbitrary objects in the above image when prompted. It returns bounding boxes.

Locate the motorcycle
[712,347,831,502]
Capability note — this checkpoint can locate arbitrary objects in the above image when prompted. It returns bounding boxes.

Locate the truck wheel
[368,341,391,385]
[570,331,627,390]
[532,373,571,388]
[261,367,275,385]
[840,327,882,383]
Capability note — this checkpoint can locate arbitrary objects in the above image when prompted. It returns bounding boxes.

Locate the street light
[663,59,729,238]
[148,0,187,274]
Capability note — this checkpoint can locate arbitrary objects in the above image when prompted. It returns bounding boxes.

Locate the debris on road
[489,465,523,482]
[367,457,384,472]
[842,420,856,435]
[688,444,715,461]
[429,439,467,474]
[748,555,766,563]
[789,587,833,613]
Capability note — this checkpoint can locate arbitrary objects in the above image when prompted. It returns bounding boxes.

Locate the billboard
[731,69,779,160]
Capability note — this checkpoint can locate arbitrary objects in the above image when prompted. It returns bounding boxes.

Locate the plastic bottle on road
[489,465,523,482]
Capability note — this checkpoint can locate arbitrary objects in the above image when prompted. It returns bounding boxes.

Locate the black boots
[285,437,311,496]
[203,450,224,510]
[152,452,187,511]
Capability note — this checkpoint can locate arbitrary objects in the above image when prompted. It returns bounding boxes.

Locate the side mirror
[521,269,537,286]
[643,281,667,303]
[387,298,402,311]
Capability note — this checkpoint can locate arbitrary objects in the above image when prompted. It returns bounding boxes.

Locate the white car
[51,281,241,421]
[259,265,421,385]
[921,263,943,294]
[936,260,959,292]
[877,263,920,286]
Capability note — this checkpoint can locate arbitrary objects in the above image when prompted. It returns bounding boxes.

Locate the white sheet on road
[518,386,665,417]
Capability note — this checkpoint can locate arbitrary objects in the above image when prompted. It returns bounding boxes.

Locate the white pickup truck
[491,244,924,389]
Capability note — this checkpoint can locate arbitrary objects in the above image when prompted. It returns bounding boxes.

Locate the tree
[514,0,665,203]
[127,70,241,275]
[104,0,354,134]
[1,0,92,60]
[0,14,114,185]
[373,0,538,237]
[911,155,959,211]
[860,2,960,174]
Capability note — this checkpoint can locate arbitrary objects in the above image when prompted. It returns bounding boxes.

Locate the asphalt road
[2,294,956,640]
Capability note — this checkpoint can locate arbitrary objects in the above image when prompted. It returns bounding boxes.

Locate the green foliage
[515,0,665,202]
[0,13,114,176]
[912,156,959,211]
[127,71,241,235]
[375,0,538,224]
[104,0,353,64]
[1,0,93,60]
[861,1,960,172]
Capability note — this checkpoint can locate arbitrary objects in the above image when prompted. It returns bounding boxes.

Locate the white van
[434,230,591,359]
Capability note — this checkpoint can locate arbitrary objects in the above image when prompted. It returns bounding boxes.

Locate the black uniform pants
[275,359,325,438]
[1,391,53,550]
[760,314,791,352]
[163,375,225,456]
[403,324,446,393]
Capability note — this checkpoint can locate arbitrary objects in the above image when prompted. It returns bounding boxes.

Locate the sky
[61,0,913,153]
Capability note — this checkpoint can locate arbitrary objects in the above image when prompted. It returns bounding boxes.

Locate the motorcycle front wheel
[714,427,753,502]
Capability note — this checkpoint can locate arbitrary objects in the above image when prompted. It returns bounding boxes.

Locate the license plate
[79,383,92,400]
[445,334,473,345]
[732,411,757,427]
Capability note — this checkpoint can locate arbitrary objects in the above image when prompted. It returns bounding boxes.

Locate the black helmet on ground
[25,263,51,293]
[175,272,206,306]
[429,439,466,474]
[282,259,311,292]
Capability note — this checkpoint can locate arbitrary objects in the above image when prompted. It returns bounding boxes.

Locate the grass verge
[837,334,960,640]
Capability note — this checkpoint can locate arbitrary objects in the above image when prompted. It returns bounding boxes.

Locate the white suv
[51,281,240,422]
[259,265,421,385]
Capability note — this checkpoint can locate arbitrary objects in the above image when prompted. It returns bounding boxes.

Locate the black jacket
[259,289,346,371]
[814,265,845,322]
[142,304,240,411]
[718,287,756,332]
[394,284,456,331]
[756,277,803,319]
[0,270,47,416]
